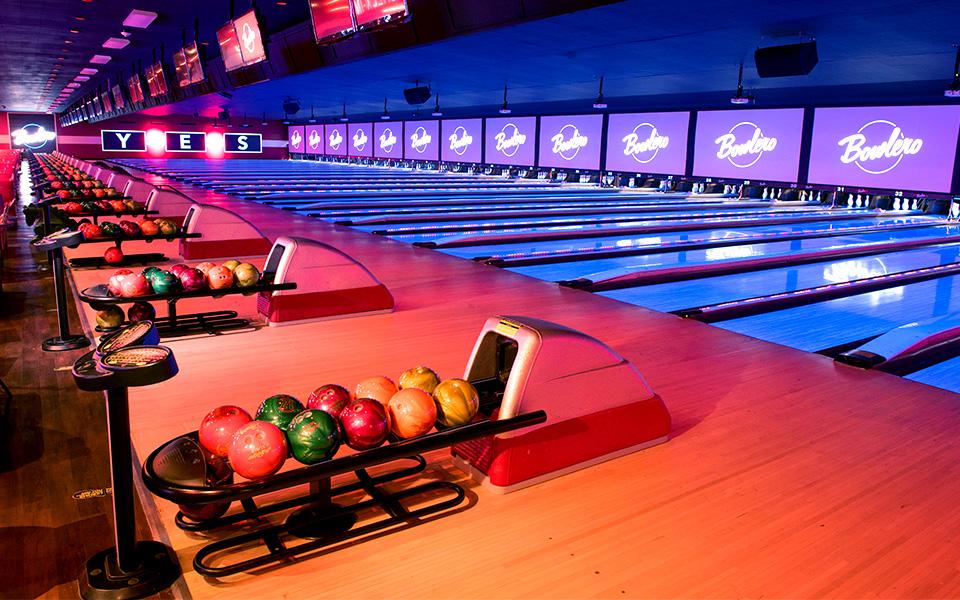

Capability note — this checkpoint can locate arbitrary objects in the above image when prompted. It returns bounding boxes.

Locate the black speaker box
[754,41,818,77]
[403,86,432,105]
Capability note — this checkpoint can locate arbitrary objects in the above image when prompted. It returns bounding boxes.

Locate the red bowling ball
[306,384,353,419]
[339,398,390,451]
[107,269,133,296]
[178,267,206,292]
[199,405,253,458]
[228,421,288,480]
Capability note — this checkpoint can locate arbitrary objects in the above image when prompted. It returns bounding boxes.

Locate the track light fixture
[730,62,754,105]
[261,112,268,126]
[945,45,960,98]
[592,76,607,109]
[381,97,391,120]
[339,102,348,122]
[499,83,511,114]
[307,104,317,124]
[432,94,442,117]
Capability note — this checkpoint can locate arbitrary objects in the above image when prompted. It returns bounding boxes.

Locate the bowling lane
[715,273,960,352]
[905,354,960,393]
[600,242,960,312]
[437,217,940,260]
[354,207,846,235]
[383,210,884,245]
[509,222,954,282]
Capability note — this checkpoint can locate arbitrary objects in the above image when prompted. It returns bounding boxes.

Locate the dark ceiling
[2,0,959,119]
[0,0,306,113]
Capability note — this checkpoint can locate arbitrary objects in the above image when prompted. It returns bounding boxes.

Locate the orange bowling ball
[387,388,437,439]
[207,266,234,290]
[355,376,398,407]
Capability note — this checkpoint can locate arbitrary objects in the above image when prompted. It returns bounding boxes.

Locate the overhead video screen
[311,0,356,43]
[352,0,408,30]
[605,112,690,175]
[325,123,348,157]
[234,10,267,67]
[808,105,960,193]
[348,122,374,158]
[692,108,804,182]
[374,121,402,159]
[305,125,324,155]
[537,114,603,170]
[484,116,536,167]
[287,125,305,153]
[217,21,245,72]
[441,118,482,164]
[403,120,439,161]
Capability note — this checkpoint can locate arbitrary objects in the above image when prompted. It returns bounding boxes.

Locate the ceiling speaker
[403,85,432,106]
[754,41,818,78]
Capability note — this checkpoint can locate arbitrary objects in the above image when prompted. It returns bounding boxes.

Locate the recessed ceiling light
[66,83,80,88]
[120,31,131,37]
[123,9,157,29]
[65,40,74,44]
[103,37,129,49]
[74,75,90,82]
[80,67,98,75]
[74,16,86,21]
[89,55,111,64]
[69,29,80,34]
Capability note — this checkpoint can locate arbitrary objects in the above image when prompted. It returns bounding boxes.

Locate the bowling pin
[893,197,902,211]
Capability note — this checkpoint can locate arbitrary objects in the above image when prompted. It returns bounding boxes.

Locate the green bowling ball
[286,409,341,465]
[149,270,182,295]
[255,394,305,432]
[100,222,123,238]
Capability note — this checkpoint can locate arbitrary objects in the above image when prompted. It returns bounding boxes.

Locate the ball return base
[79,540,180,600]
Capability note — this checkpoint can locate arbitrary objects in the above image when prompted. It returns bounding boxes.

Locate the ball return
[139,316,668,577]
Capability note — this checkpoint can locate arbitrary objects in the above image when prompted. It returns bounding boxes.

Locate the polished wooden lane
[64,167,960,598]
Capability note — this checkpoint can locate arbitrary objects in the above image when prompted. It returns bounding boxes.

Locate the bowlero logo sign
[7,113,58,152]
[305,125,324,155]
[809,105,960,193]
[693,108,803,182]
[324,124,347,157]
[403,120,439,161]
[288,126,305,153]
[347,123,373,158]
[374,122,401,159]
[484,116,536,167]
[440,118,482,163]
[605,112,689,175]
[537,114,602,170]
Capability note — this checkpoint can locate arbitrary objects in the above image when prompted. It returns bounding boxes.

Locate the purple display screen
[693,108,804,182]
[441,119,483,163]
[484,117,536,167]
[374,122,402,159]
[605,112,689,175]
[808,105,960,193]
[325,124,348,157]
[537,114,603,170]
[287,126,305,153]
[347,123,374,158]
[304,125,324,155]
[403,120,440,161]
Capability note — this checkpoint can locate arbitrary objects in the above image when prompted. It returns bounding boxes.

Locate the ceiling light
[74,76,90,82]
[945,45,960,98]
[592,76,607,109]
[381,98,390,120]
[261,112,269,126]
[308,105,317,124]
[120,31,131,38]
[90,55,111,64]
[66,83,80,88]
[730,62,754,105]
[432,94,442,117]
[123,10,157,29]
[339,103,348,122]
[74,16,86,21]
[499,83,511,114]
[69,29,80,34]
[103,37,130,49]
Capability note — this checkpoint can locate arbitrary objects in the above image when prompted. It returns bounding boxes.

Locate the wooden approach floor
[61,168,960,599]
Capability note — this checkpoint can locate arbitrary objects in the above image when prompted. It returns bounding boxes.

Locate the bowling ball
[156,219,178,236]
[221,259,240,272]
[387,388,436,439]
[287,409,341,465]
[207,266,234,290]
[127,301,156,322]
[306,384,352,419]
[63,201,82,213]
[233,263,260,288]
[398,366,440,394]
[139,220,159,236]
[93,188,106,199]
[103,246,124,265]
[110,200,127,212]
[107,269,133,296]
[150,270,182,295]
[195,262,217,277]
[95,305,125,329]
[255,394,305,432]
[57,190,72,200]
[355,376,398,407]
[178,267,206,292]
[106,188,119,199]
[78,222,101,239]
[339,399,390,451]
[119,273,151,297]
[81,201,98,213]
[169,263,190,278]
[178,451,234,522]
[228,421,287,480]
[199,405,253,458]
[141,266,162,281]
[118,220,140,237]
[432,379,480,428]
[100,222,123,238]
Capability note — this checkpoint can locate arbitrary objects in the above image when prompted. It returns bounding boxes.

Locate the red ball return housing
[179,204,273,260]
[258,236,395,325]
[452,316,671,493]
